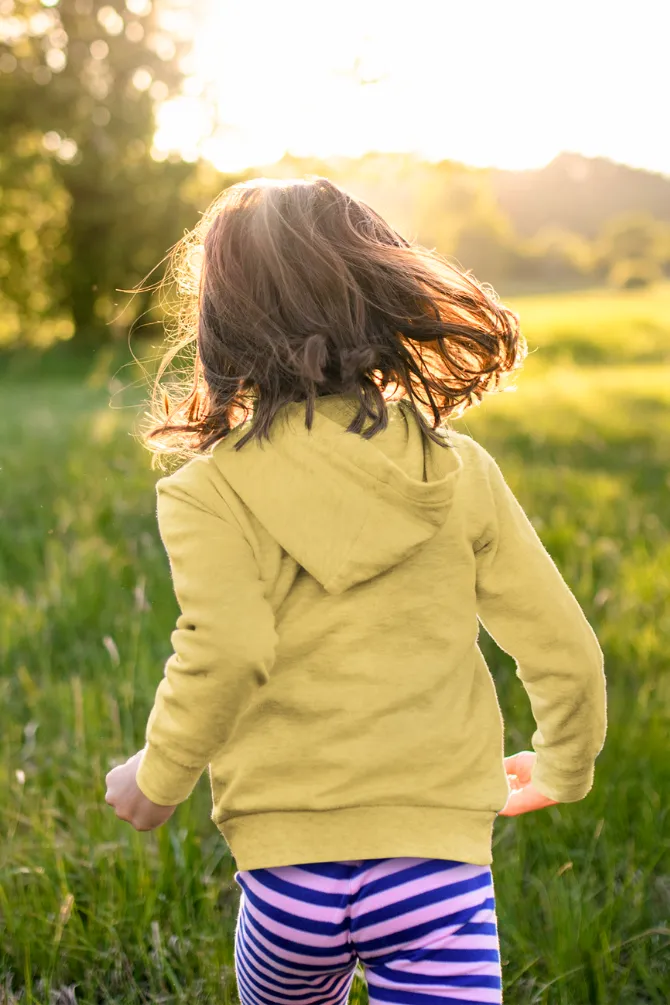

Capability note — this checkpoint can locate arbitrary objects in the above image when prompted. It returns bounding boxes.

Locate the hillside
[256,149,670,246]
[488,152,670,238]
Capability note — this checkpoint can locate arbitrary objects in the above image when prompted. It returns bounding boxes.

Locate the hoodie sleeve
[473,446,608,803]
[135,461,278,807]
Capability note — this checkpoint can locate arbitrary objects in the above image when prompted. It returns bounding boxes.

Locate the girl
[105,176,608,1004]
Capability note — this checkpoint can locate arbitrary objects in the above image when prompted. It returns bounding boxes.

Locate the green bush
[608,258,662,289]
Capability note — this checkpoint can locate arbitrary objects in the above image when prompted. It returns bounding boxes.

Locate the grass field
[1,283,670,1004]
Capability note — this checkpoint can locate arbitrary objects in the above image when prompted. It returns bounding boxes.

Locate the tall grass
[1,284,669,1003]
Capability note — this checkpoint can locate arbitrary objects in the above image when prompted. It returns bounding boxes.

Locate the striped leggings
[233,857,502,1004]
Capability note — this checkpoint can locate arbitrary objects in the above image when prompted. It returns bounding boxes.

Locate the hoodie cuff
[531,758,596,804]
[135,743,205,807]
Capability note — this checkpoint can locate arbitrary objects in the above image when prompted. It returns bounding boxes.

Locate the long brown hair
[142,175,526,464]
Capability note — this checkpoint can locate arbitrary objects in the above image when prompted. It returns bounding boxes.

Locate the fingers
[504,750,536,785]
[104,763,122,800]
[104,752,176,833]
[499,788,534,816]
[499,780,559,817]
[105,798,142,829]
[104,770,129,820]
[105,791,174,831]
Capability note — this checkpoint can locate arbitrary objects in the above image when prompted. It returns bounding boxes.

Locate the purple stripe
[233,858,502,1005]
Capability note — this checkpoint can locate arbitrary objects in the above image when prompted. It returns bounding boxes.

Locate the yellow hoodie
[136,393,607,870]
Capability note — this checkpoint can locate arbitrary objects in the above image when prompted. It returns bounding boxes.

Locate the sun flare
[151,0,669,176]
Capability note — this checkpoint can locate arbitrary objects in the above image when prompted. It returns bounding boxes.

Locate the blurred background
[2,0,670,351]
[1,2,669,1004]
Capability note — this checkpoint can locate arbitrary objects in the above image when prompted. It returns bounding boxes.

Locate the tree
[521,226,594,286]
[0,129,72,347]
[594,212,666,281]
[608,258,663,290]
[0,0,196,347]
[450,185,519,285]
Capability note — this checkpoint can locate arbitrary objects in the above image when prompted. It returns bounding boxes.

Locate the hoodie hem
[214,805,498,870]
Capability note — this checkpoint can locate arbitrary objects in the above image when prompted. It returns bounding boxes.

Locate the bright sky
[154,0,670,176]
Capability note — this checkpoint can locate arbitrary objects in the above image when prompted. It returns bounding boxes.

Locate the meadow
[1,283,669,1004]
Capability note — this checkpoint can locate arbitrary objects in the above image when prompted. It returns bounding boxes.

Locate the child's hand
[105,749,178,831]
[498,750,560,816]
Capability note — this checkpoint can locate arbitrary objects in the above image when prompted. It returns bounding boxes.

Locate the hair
[141,175,526,465]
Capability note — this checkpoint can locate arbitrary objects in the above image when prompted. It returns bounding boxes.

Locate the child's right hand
[498,750,560,816]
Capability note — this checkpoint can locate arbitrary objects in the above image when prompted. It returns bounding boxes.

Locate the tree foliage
[2,5,670,352]
[0,0,197,346]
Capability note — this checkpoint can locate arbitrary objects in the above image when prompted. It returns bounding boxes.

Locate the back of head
[143,175,526,462]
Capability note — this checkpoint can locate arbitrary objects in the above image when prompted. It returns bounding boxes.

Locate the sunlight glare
[152,0,670,176]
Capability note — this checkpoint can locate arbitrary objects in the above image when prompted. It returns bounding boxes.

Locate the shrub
[608,258,662,289]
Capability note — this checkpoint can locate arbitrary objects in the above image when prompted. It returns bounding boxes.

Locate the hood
[211,393,463,596]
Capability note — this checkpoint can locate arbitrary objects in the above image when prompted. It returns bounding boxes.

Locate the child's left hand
[105,749,178,831]
[498,750,560,816]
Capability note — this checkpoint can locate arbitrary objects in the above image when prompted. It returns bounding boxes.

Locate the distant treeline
[2,0,670,349]
[292,151,670,298]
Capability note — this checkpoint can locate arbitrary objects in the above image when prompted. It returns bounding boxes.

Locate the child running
[105,176,608,1004]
